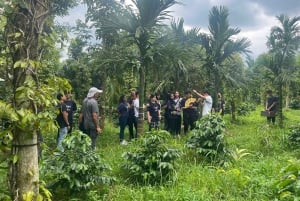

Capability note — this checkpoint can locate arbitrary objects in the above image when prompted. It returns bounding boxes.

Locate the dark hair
[150,94,155,99]
[184,90,191,95]
[266,90,272,94]
[119,95,126,103]
[202,90,209,95]
[57,93,63,100]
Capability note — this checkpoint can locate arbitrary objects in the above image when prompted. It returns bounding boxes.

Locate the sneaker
[120,140,128,145]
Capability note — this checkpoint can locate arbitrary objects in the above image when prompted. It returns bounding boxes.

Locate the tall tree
[267,14,300,128]
[85,0,179,134]
[200,6,251,107]
[1,1,78,200]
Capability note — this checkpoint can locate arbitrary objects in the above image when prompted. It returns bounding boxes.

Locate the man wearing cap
[79,87,103,150]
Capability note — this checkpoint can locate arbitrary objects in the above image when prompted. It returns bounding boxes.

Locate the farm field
[34,108,300,201]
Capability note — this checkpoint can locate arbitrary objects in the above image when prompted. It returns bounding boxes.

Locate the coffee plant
[122,129,182,185]
[273,159,300,200]
[237,102,255,116]
[186,114,228,163]
[41,130,113,194]
[286,123,300,148]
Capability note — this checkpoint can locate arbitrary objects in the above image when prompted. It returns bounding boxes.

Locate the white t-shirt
[202,95,213,116]
[133,98,139,117]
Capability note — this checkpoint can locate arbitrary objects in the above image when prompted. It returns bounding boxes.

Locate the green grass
[2,108,300,200]
[94,109,300,201]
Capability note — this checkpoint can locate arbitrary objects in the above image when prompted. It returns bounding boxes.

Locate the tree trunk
[9,131,39,200]
[137,67,145,135]
[278,83,283,128]
[231,100,236,121]
[285,83,289,109]
[5,1,49,200]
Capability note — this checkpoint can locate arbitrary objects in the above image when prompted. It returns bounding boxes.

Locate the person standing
[166,93,176,135]
[56,93,70,151]
[216,92,225,116]
[117,95,129,145]
[181,90,199,134]
[64,91,77,133]
[79,87,103,150]
[127,91,139,139]
[193,89,213,117]
[147,94,161,131]
[173,91,182,135]
[265,90,278,124]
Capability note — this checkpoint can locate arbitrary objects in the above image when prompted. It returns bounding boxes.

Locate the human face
[175,91,179,98]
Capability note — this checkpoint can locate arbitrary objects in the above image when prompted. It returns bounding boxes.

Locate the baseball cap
[87,87,103,98]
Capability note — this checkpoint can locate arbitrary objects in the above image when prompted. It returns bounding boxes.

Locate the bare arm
[147,111,151,123]
[193,89,204,99]
[63,111,70,128]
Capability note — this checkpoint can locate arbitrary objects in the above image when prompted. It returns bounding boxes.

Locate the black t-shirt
[64,100,77,124]
[267,96,278,111]
[147,102,160,122]
[56,102,68,128]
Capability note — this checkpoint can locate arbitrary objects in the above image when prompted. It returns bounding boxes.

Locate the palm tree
[200,6,251,107]
[267,14,300,128]
[85,0,179,133]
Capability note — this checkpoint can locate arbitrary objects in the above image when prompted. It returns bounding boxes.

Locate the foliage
[237,102,256,116]
[41,130,113,194]
[186,114,228,163]
[289,98,300,110]
[267,14,300,127]
[286,123,300,148]
[122,129,182,185]
[200,6,251,100]
[273,159,300,201]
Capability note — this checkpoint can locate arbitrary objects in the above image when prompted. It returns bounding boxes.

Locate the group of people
[117,91,139,145]
[163,89,216,136]
[116,89,223,144]
[56,87,103,150]
[55,86,278,150]
[55,91,77,150]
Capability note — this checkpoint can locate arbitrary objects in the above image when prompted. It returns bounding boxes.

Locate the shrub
[186,114,228,163]
[289,99,300,109]
[273,159,300,200]
[41,130,113,194]
[237,102,255,116]
[122,130,182,185]
[286,123,300,148]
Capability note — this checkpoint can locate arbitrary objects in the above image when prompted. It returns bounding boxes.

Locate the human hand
[96,127,102,134]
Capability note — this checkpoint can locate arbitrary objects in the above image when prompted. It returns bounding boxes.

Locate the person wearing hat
[79,87,103,150]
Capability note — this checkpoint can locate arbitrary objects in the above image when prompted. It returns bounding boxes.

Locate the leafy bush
[289,99,300,109]
[41,130,113,194]
[273,159,300,200]
[122,130,182,185]
[286,123,300,148]
[237,102,255,116]
[186,114,228,163]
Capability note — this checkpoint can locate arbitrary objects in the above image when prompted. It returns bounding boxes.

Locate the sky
[57,0,300,59]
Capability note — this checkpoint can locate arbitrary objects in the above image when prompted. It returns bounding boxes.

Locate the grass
[2,108,300,200]
[83,108,299,201]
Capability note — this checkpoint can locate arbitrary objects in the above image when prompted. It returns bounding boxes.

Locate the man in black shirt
[64,91,77,133]
[265,90,278,124]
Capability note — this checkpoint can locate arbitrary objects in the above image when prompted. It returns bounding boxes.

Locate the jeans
[119,116,128,141]
[57,127,68,151]
[87,128,98,150]
[128,116,138,139]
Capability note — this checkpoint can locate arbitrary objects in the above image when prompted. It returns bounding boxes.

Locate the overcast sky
[57,0,300,59]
